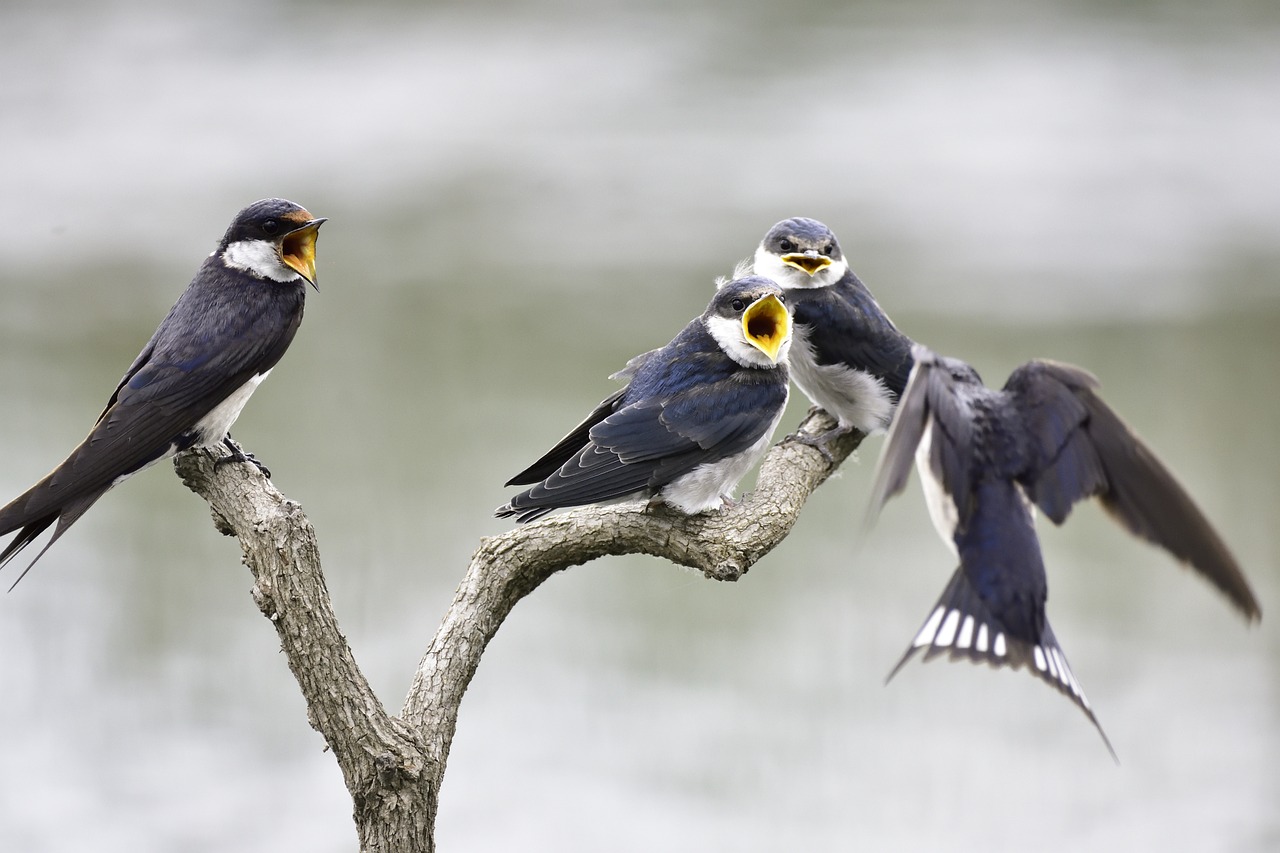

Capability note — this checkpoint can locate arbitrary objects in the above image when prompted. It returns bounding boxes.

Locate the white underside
[102,372,270,490]
[110,454,167,488]
[190,370,271,446]
[916,421,960,556]
[788,329,895,433]
[659,402,787,514]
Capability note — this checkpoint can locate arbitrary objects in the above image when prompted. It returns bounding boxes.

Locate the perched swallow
[866,344,1261,754]
[496,277,792,524]
[0,198,325,585]
[741,217,914,438]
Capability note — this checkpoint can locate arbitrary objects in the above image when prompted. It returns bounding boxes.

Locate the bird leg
[216,435,272,478]
[783,425,846,465]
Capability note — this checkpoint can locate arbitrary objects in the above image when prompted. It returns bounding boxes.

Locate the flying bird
[497,277,792,523]
[865,343,1261,754]
[741,217,914,441]
[0,198,325,585]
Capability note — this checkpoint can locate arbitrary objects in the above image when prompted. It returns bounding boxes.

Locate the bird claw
[784,429,840,465]
[216,437,272,478]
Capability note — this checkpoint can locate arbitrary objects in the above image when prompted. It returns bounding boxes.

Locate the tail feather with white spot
[888,565,1116,759]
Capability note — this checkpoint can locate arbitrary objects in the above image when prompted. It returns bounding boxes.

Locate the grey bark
[174,409,863,852]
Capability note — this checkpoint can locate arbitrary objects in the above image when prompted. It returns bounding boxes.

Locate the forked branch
[175,409,862,852]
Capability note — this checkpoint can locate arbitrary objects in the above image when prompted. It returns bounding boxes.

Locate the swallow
[496,277,792,524]
[865,343,1261,754]
[740,217,915,440]
[0,198,325,585]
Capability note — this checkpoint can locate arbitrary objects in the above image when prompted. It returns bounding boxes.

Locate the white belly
[190,370,271,447]
[916,420,960,556]
[789,329,894,434]
[660,404,786,514]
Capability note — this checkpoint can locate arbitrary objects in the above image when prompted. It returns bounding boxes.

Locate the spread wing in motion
[867,344,1258,757]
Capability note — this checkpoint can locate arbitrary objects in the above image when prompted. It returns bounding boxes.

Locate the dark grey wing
[0,492,100,586]
[866,344,975,528]
[498,373,787,521]
[793,275,915,397]
[504,348,662,487]
[0,336,167,575]
[500,401,683,517]
[1007,360,1260,620]
[504,387,628,487]
[0,286,302,584]
[1001,361,1105,523]
[864,346,935,523]
[0,289,303,532]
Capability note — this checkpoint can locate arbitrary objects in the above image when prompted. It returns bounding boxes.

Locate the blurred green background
[0,1,1276,851]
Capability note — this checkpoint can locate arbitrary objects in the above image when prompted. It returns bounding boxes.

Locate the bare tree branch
[173,453,434,851]
[174,408,862,852]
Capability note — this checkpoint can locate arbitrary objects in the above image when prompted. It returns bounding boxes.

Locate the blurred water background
[0,1,1277,850]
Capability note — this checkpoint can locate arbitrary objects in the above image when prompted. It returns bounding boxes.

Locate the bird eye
[731,298,746,312]
[822,243,834,255]
[779,239,796,253]
[261,219,280,236]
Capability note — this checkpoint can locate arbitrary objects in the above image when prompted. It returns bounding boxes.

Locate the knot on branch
[704,558,749,582]
[251,579,279,620]
[376,752,408,786]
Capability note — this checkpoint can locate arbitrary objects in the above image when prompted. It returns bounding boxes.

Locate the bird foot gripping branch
[0,199,323,586]
[495,277,794,525]
[782,413,860,466]
[215,436,273,478]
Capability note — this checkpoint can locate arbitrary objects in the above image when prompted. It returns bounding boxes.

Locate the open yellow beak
[742,293,790,363]
[281,218,326,288]
[781,251,832,276]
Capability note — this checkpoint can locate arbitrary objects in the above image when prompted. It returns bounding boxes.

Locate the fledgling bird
[0,198,325,585]
[739,217,914,440]
[865,343,1261,754]
[496,277,792,524]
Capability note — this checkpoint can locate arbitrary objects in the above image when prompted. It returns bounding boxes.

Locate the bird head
[219,198,326,289]
[705,277,792,367]
[753,217,848,289]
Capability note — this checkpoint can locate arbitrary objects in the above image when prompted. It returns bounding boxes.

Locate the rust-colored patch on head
[281,207,316,226]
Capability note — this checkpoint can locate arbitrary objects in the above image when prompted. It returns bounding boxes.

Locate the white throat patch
[705,313,789,369]
[752,246,848,290]
[222,239,301,283]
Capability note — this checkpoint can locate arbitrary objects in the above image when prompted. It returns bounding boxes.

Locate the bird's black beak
[781,249,831,276]
[280,217,326,290]
[742,294,790,363]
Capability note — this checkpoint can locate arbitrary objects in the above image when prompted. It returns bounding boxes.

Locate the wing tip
[493,500,554,525]
[0,518,63,591]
